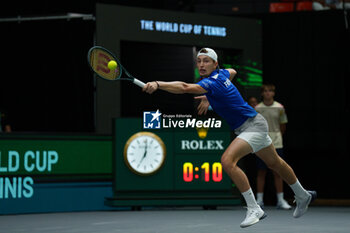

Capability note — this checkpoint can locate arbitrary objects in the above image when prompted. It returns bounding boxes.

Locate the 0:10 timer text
[183,162,223,182]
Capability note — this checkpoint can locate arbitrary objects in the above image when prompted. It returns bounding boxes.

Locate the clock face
[124,132,166,176]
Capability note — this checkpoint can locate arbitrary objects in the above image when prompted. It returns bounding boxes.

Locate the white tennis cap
[197,48,218,62]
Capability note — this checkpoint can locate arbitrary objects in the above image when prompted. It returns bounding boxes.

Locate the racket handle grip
[133,78,145,88]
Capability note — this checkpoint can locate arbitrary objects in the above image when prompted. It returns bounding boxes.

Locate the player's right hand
[143,82,158,94]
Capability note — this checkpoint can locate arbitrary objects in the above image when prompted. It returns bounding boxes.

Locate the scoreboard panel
[106,118,241,207]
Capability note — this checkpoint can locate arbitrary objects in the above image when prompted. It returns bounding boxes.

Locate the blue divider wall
[0,182,117,214]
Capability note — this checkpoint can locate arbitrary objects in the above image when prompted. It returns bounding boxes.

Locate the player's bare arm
[226,68,237,81]
[143,81,207,95]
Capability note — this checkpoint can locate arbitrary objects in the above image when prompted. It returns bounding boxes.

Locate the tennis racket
[87,46,145,88]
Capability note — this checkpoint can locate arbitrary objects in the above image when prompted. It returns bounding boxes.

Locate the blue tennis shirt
[197,69,257,130]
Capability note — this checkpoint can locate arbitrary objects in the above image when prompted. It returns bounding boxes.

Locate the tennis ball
[108,60,117,70]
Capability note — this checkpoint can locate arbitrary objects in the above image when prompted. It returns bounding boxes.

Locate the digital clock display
[174,155,231,190]
[183,162,223,182]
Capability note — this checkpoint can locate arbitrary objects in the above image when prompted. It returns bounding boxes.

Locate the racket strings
[90,48,120,80]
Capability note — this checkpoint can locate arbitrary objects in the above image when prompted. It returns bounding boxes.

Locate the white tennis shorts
[234,113,272,153]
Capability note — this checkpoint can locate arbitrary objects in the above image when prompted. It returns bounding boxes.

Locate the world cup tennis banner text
[0,150,59,199]
[140,20,227,37]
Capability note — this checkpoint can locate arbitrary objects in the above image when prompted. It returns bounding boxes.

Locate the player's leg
[220,137,266,228]
[221,137,252,192]
[255,144,316,217]
[273,171,283,193]
[255,144,296,183]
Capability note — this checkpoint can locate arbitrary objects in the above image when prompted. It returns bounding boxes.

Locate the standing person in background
[255,84,291,209]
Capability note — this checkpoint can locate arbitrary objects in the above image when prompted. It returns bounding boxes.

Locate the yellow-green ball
[108,60,117,70]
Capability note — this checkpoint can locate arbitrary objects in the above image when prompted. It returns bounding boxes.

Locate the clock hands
[137,139,148,168]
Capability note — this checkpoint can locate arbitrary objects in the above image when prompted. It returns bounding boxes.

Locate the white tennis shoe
[240,206,267,228]
[293,190,317,218]
[277,199,292,210]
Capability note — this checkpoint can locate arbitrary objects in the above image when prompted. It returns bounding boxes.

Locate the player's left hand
[195,95,210,115]
[143,82,158,94]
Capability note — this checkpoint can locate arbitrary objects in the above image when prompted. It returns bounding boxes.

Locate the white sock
[276,192,284,202]
[242,188,259,208]
[289,180,309,198]
[257,192,264,203]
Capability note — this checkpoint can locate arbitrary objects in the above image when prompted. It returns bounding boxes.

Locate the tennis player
[143,48,316,228]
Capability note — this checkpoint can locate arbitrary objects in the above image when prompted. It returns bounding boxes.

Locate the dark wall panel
[0,20,95,132]
[261,11,349,199]
[121,41,195,117]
